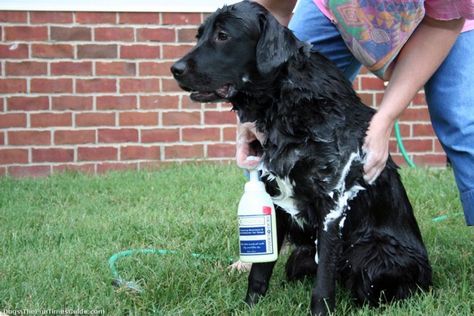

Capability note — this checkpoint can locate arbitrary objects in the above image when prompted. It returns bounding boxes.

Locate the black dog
[171,1,432,315]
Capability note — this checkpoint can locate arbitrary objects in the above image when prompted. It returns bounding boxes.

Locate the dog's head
[170,0,301,103]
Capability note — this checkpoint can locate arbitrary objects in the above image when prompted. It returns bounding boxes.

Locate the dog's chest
[259,166,305,227]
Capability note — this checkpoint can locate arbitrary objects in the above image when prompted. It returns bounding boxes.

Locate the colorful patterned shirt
[313,0,474,78]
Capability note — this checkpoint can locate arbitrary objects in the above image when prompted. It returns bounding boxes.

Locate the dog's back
[259,49,432,305]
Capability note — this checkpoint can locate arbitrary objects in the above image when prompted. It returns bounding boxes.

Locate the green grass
[0,164,473,315]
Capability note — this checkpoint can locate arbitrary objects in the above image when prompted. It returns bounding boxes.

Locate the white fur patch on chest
[259,166,306,228]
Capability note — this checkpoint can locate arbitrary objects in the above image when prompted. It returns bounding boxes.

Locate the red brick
[0,44,29,59]
[389,139,398,153]
[162,111,201,126]
[0,79,27,94]
[140,95,179,109]
[434,139,445,153]
[98,128,138,143]
[358,93,374,106]
[78,146,118,161]
[141,128,179,143]
[391,154,407,167]
[120,79,159,93]
[0,113,26,128]
[53,164,95,174]
[0,131,4,145]
[77,45,117,59]
[32,148,74,163]
[4,26,48,41]
[393,123,411,138]
[55,130,95,145]
[177,28,198,42]
[399,107,431,122]
[8,165,51,178]
[204,111,236,125]
[76,112,115,127]
[0,149,28,164]
[361,77,385,90]
[30,78,73,93]
[119,112,158,126]
[413,124,435,137]
[76,12,116,24]
[121,145,161,160]
[76,79,116,93]
[162,44,194,59]
[139,61,173,76]
[32,44,74,59]
[120,45,160,59]
[137,28,175,42]
[0,12,27,23]
[139,161,168,171]
[97,162,138,173]
[161,78,181,92]
[6,61,47,76]
[412,93,427,106]
[413,154,447,167]
[223,127,236,141]
[96,62,136,76]
[31,113,72,128]
[8,96,49,111]
[97,95,137,110]
[182,127,220,142]
[182,95,203,109]
[119,12,159,24]
[95,27,134,41]
[8,131,51,146]
[164,144,203,159]
[52,96,93,111]
[50,26,91,41]
[207,143,235,158]
[402,139,433,152]
[181,95,204,109]
[51,61,92,76]
[30,12,73,24]
[162,13,201,25]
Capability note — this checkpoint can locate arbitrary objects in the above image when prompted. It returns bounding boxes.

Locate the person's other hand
[236,121,265,169]
[362,112,394,184]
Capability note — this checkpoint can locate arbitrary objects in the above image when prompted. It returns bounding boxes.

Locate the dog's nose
[170,61,187,78]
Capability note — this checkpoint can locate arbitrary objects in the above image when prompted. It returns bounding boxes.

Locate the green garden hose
[108,248,234,293]
[394,120,416,168]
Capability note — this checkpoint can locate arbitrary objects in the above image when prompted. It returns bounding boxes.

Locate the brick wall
[0,11,446,177]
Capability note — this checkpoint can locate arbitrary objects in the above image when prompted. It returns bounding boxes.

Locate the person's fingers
[362,138,388,184]
[236,121,264,169]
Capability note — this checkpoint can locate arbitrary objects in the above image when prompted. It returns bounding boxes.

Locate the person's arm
[363,16,465,183]
[254,0,297,26]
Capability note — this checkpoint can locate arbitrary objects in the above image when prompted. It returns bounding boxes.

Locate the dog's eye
[216,31,229,42]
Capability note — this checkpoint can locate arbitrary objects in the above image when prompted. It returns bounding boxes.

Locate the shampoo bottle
[238,170,278,262]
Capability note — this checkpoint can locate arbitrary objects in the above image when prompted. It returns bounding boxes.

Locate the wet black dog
[171,1,432,315]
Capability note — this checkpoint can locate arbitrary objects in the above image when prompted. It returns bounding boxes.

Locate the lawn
[0,164,473,315]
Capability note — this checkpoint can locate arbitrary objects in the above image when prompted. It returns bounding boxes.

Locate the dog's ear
[256,13,299,76]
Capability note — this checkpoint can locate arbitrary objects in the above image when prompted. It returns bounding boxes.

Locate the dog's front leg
[310,217,343,316]
[245,207,288,306]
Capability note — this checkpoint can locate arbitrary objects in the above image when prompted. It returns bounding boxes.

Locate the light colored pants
[289,0,474,225]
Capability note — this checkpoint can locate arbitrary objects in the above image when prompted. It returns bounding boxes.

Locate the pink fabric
[313,0,474,32]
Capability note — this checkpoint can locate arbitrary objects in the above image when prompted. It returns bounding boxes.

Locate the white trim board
[0,0,239,12]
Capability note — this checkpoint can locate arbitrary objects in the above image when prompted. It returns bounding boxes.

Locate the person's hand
[362,112,395,184]
[236,121,265,169]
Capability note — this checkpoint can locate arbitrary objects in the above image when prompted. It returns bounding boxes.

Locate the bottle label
[239,214,274,255]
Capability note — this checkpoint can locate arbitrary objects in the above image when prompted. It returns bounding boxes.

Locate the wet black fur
[171,1,432,315]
